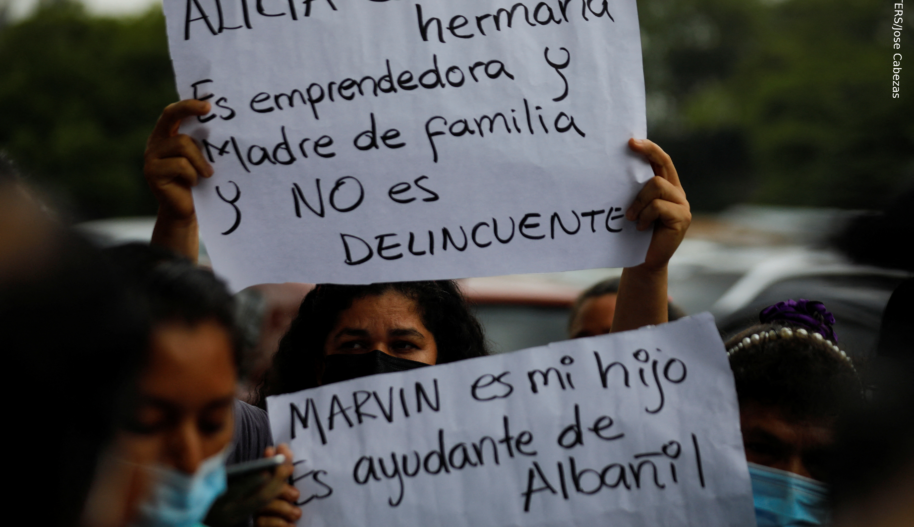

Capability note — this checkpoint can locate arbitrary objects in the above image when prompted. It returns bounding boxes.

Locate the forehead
[333,290,426,330]
[141,320,237,402]
[740,402,834,447]
[575,293,618,323]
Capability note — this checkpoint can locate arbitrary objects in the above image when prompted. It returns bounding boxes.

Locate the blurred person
[235,283,314,404]
[0,153,57,277]
[105,243,276,465]
[827,279,914,527]
[831,186,914,364]
[831,188,914,274]
[831,185,914,360]
[567,276,687,338]
[828,363,914,527]
[724,299,863,527]
[874,279,914,361]
[1,155,152,527]
[105,245,297,527]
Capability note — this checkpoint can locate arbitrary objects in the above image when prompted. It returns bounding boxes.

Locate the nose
[166,419,204,475]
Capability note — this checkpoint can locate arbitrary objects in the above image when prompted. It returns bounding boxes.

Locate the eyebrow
[203,396,235,412]
[138,395,234,413]
[334,328,370,340]
[389,328,425,339]
[743,427,790,447]
[332,327,426,340]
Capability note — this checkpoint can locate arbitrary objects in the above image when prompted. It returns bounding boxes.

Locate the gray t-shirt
[228,399,273,466]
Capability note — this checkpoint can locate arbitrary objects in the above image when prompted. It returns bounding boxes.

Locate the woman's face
[740,401,834,481]
[569,293,618,339]
[124,319,237,474]
[324,290,438,365]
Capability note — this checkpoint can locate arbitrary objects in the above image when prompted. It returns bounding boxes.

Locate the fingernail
[625,208,635,221]
[206,165,214,176]
[632,138,643,145]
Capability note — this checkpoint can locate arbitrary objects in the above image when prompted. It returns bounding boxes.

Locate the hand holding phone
[254,444,302,527]
[205,453,291,527]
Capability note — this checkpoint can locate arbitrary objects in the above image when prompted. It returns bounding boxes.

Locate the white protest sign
[267,314,756,527]
[162,0,654,289]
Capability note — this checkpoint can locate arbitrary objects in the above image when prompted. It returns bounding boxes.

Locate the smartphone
[226,454,286,481]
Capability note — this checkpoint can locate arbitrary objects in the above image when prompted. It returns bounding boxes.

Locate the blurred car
[458,276,579,354]
[74,216,212,266]
[457,237,778,354]
[711,248,910,359]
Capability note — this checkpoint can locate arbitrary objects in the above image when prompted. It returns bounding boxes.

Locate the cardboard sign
[162,0,654,288]
[267,314,756,526]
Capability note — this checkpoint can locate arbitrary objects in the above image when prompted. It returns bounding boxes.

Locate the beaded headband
[726,299,855,370]
[760,299,838,342]
[726,326,851,364]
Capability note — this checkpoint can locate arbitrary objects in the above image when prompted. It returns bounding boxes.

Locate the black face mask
[321,350,429,386]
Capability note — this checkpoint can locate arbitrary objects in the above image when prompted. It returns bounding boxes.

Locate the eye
[123,406,168,435]
[744,439,787,460]
[390,340,420,352]
[123,419,165,435]
[199,408,231,436]
[199,418,228,435]
[337,339,368,351]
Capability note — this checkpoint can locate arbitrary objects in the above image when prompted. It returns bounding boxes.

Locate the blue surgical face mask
[749,462,830,527]
[133,448,229,527]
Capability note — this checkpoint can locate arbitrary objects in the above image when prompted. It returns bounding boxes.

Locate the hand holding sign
[625,138,691,272]
[144,99,214,221]
[266,314,756,527]
[609,139,691,333]
[144,99,214,262]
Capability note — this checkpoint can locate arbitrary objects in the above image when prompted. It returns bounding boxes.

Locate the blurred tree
[731,0,914,209]
[638,0,764,211]
[0,1,173,219]
[639,0,914,211]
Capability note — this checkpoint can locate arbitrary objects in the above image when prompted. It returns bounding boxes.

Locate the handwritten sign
[162,0,654,288]
[267,314,755,526]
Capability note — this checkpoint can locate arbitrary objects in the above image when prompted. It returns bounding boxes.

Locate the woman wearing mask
[255,280,489,398]
[109,247,295,527]
[725,300,862,527]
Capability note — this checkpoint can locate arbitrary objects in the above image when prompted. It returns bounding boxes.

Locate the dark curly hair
[255,280,489,406]
[726,323,862,424]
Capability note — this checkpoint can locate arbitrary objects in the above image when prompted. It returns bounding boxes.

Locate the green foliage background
[0,1,174,218]
[0,0,911,219]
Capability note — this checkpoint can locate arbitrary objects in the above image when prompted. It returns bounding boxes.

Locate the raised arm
[144,99,213,262]
[611,139,691,333]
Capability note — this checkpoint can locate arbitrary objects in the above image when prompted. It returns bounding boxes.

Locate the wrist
[156,206,198,229]
[627,262,669,279]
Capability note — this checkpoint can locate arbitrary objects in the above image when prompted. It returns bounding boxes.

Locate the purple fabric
[759,299,838,343]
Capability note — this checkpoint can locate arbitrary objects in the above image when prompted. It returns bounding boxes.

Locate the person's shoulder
[234,398,270,426]
[229,399,273,464]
